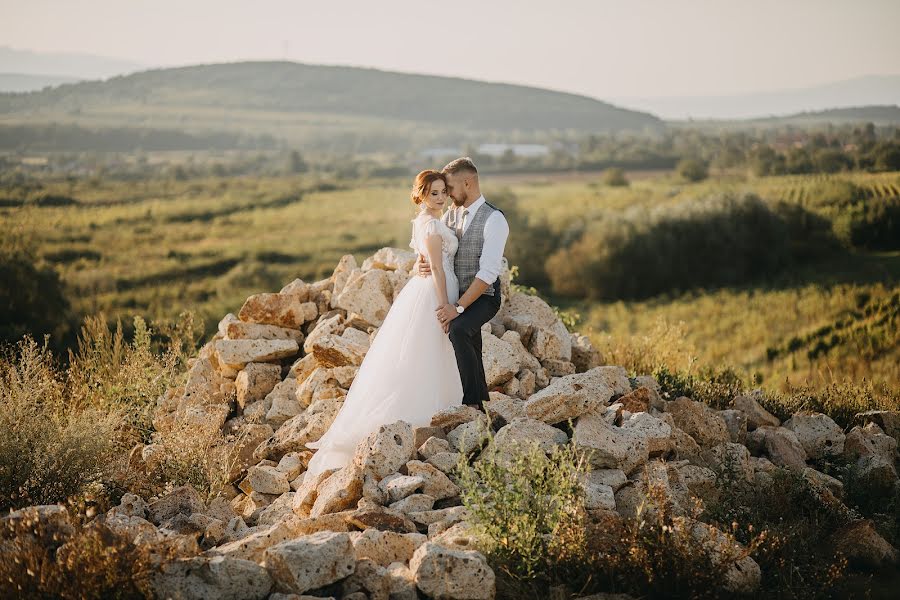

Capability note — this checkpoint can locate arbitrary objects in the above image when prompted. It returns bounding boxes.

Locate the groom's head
[442,157,479,207]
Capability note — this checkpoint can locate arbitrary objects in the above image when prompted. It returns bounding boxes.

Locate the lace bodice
[409,213,458,266]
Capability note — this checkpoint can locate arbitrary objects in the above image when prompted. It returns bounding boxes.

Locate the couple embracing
[306,157,510,476]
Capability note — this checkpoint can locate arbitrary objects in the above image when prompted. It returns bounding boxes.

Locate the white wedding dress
[305,212,463,477]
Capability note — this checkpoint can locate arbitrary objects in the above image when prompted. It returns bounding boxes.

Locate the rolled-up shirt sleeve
[475,211,509,285]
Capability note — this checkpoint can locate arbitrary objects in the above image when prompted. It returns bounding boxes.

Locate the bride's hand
[415,253,432,278]
[435,303,458,325]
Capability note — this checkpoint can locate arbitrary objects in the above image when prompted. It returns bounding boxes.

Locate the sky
[2,0,899,102]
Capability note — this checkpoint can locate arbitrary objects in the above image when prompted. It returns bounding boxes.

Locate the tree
[602,167,629,187]
[677,158,708,182]
[287,150,308,174]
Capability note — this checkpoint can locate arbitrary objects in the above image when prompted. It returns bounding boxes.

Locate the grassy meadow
[2,168,899,396]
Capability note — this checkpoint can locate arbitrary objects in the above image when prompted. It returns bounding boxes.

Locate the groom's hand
[436,303,458,326]
[415,253,431,278]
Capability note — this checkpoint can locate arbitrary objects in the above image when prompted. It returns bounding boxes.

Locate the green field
[2,169,898,393]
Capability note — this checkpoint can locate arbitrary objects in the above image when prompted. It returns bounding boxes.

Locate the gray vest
[447,201,503,297]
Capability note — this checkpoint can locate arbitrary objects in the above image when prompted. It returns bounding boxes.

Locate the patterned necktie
[456,208,468,239]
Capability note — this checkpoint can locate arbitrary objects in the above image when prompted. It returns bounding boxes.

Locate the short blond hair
[442,156,478,176]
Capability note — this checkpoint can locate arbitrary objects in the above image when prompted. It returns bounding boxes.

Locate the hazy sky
[3,0,899,99]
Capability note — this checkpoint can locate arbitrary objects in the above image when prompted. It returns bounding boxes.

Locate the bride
[304,170,464,477]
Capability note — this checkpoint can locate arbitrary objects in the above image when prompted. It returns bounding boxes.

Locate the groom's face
[444,172,468,206]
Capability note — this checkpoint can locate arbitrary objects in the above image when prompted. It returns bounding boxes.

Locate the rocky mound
[6,247,899,599]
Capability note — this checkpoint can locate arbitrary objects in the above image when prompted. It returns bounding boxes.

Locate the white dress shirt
[452,194,510,287]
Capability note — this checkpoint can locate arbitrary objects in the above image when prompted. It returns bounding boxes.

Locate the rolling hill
[0,60,662,152]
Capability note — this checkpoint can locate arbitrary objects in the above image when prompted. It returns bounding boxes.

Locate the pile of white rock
[8,246,898,600]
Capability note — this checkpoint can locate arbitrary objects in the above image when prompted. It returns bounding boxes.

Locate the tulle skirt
[304,272,463,477]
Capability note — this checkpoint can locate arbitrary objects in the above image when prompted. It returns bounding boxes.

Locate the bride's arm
[423,234,449,306]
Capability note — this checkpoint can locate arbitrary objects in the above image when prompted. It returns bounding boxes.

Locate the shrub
[0,336,120,511]
[677,158,709,182]
[602,167,629,187]
[546,193,792,299]
[705,463,853,598]
[455,437,590,596]
[0,310,200,510]
[591,476,756,599]
[831,195,900,251]
[757,378,900,429]
[0,504,169,599]
[65,312,195,442]
[143,408,248,503]
[0,226,74,350]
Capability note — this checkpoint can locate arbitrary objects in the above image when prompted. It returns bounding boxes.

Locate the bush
[0,235,74,351]
[455,437,590,596]
[0,310,200,510]
[0,505,170,599]
[677,158,709,182]
[602,167,629,187]
[590,474,758,599]
[546,193,792,299]
[831,195,900,251]
[0,336,120,511]
[65,312,195,442]
[705,463,852,598]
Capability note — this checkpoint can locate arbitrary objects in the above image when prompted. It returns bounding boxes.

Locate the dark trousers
[448,279,502,407]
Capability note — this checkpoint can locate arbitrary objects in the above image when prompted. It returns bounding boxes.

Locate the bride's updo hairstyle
[411,170,448,205]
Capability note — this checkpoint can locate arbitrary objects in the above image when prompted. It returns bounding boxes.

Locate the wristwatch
[454,302,464,314]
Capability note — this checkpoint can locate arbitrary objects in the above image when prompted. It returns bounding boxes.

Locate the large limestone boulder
[224,319,304,344]
[350,529,427,566]
[498,292,572,362]
[832,519,899,569]
[431,405,485,429]
[854,410,900,442]
[242,464,290,495]
[665,397,729,448]
[264,378,301,427]
[236,362,282,409]
[524,366,631,424]
[303,312,346,354]
[745,426,808,471]
[409,542,496,600]
[254,396,343,461]
[732,394,780,430]
[480,331,521,387]
[353,420,416,480]
[215,339,299,371]
[362,247,417,272]
[331,254,359,301]
[264,531,356,594]
[499,330,542,373]
[147,485,206,525]
[149,556,272,600]
[238,290,317,330]
[310,464,364,516]
[783,412,845,460]
[842,422,899,489]
[335,268,394,326]
[311,333,368,368]
[493,417,568,455]
[573,410,649,474]
[687,518,762,593]
[570,333,601,373]
[620,412,673,456]
[180,353,230,404]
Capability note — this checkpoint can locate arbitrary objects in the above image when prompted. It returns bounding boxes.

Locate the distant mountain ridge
[0,46,146,80]
[615,75,900,120]
[0,72,81,93]
[0,60,662,136]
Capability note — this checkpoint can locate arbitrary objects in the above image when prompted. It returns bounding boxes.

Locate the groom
[414,157,510,408]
